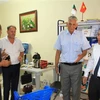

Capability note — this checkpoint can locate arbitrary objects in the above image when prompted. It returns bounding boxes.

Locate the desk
[20,64,57,91]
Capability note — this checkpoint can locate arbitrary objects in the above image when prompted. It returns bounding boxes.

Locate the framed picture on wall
[19,10,38,33]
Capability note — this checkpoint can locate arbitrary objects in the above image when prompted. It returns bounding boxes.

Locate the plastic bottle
[59,91,63,97]
[25,59,28,65]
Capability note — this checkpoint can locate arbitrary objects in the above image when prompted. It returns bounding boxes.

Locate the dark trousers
[88,75,100,100]
[0,70,2,100]
[2,63,20,100]
[0,84,2,100]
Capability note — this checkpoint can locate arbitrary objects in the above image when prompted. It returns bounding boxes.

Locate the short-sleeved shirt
[54,30,91,63]
[0,36,24,65]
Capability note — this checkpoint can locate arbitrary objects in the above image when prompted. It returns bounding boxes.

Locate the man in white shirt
[83,30,100,100]
[0,25,24,100]
[54,16,90,100]
[0,24,11,100]
[0,25,11,67]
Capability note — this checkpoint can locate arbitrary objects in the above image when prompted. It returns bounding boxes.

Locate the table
[20,64,57,91]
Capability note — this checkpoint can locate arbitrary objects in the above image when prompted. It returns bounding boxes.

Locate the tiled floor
[0,86,88,100]
[0,74,88,100]
[1,88,88,100]
[51,93,88,100]
[15,86,88,100]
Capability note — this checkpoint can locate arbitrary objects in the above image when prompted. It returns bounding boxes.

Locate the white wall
[0,0,100,82]
[0,0,100,62]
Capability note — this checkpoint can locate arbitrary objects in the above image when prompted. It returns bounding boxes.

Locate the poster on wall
[19,10,38,33]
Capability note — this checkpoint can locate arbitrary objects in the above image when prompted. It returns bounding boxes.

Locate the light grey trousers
[60,63,82,100]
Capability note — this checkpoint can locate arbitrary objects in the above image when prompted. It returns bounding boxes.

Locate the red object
[40,60,48,69]
[80,2,86,13]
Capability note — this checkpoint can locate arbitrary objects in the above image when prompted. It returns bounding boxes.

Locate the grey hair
[68,16,78,21]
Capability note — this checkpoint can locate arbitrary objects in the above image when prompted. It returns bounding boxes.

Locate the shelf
[58,21,100,27]
[58,23,66,27]
[78,22,100,26]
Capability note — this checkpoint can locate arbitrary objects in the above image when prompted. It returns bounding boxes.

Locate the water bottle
[59,91,63,97]
[25,59,28,65]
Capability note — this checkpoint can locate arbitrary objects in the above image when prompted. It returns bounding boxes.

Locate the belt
[11,63,20,66]
[97,77,100,79]
[92,75,100,80]
[61,62,82,66]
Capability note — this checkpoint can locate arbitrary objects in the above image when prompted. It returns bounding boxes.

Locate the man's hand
[55,66,60,74]
[83,76,88,85]
[1,49,9,60]
[55,50,61,75]
[74,54,83,63]
[18,52,24,62]
[75,50,87,63]
[1,60,11,67]
[1,49,6,56]
[18,56,23,62]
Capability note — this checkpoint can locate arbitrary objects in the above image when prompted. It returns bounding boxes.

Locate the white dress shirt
[0,36,24,65]
[54,30,90,63]
[84,43,100,77]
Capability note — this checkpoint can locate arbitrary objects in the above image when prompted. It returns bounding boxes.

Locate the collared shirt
[84,43,100,77]
[54,30,91,63]
[0,36,24,65]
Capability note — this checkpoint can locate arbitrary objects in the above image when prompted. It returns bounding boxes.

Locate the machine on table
[22,43,32,64]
